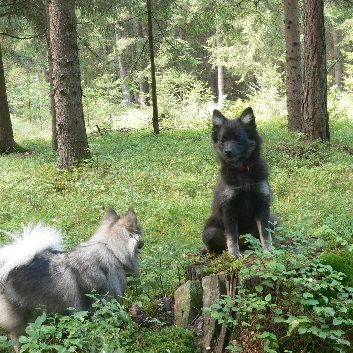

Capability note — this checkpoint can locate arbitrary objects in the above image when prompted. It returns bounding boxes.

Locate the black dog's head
[211,107,261,168]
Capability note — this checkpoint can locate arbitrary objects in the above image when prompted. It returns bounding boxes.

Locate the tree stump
[202,275,227,353]
[174,256,240,353]
[174,280,203,327]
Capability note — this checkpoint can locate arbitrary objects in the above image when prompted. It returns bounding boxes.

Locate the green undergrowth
[0,296,198,353]
[206,237,353,353]
[0,116,353,352]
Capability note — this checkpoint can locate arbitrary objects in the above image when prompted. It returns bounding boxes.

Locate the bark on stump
[174,260,239,353]
[174,280,203,328]
[202,275,229,353]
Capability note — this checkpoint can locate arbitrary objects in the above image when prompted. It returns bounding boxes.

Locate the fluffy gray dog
[0,208,143,350]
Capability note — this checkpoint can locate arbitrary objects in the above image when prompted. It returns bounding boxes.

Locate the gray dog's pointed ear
[103,208,120,223]
[212,109,226,127]
[122,208,138,228]
[240,107,256,126]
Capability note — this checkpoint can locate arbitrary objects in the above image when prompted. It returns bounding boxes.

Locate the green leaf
[73,311,88,319]
[306,299,320,306]
[298,327,308,334]
[255,285,263,293]
[333,318,343,326]
[257,331,271,338]
[265,294,272,302]
[274,317,285,323]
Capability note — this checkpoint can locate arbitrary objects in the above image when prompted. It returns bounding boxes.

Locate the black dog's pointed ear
[240,107,256,126]
[212,110,227,127]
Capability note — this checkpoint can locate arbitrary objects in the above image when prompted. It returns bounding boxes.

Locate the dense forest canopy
[1,0,352,134]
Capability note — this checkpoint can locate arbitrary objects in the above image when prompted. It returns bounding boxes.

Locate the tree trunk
[115,24,132,106]
[146,0,159,135]
[332,27,343,91]
[136,20,149,107]
[48,0,90,169]
[283,0,303,132]
[45,1,57,151]
[0,43,16,153]
[139,79,149,107]
[216,24,225,107]
[302,0,330,141]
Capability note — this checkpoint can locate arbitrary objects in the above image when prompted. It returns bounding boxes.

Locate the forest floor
[1,115,353,352]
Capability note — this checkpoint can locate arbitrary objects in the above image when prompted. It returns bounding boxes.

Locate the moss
[128,326,200,353]
[0,143,27,155]
[205,252,243,275]
[185,252,243,277]
[319,250,353,286]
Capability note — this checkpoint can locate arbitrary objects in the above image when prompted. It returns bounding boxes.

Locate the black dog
[202,108,273,258]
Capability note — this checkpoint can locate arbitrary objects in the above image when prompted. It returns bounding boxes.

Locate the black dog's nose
[224,149,233,157]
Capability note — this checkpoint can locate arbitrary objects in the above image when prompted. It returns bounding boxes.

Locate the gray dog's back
[3,245,127,317]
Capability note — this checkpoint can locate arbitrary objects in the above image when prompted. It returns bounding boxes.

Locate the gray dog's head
[92,208,143,275]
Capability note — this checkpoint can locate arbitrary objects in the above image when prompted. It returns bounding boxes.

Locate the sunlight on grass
[1,116,353,300]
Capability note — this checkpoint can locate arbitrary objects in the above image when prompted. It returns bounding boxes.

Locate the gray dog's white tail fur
[0,224,63,284]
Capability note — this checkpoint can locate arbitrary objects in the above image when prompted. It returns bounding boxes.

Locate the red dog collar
[238,164,253,172]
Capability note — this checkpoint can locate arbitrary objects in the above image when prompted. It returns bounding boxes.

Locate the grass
[1,115,353,351]
[1,116,353,293]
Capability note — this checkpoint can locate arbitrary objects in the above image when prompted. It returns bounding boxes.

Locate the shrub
[0,296,199,353]
[206,237,353,353]
[156,69,213,128]
[17,296,134,353]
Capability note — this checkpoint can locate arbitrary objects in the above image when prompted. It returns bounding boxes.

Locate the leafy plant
[17,296,134,352]
[157,69,213,128]
[0,295,198,353]
[206,237,353,353]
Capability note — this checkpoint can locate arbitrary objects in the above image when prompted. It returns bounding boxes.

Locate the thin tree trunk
[0,43,16,153]
[217,64,224,106]
[139,79,149,106]
[216,24,225,107]
[283,0,303,132]
[48,52,57,150]
[45,1,57,150]
[302,0,330,141]
[115,24,132,105]
[136,20,149,107]
[49,0,90,169]
[332,27,343,91]
[104,29,113,55]
[146,0,159,135]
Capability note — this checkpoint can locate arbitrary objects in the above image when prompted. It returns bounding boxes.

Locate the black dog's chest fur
[215,165,269,229]
[229,192,258,229]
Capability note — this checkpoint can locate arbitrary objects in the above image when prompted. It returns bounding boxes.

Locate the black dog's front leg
[255,207,272,252]
[222,205,241,258]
